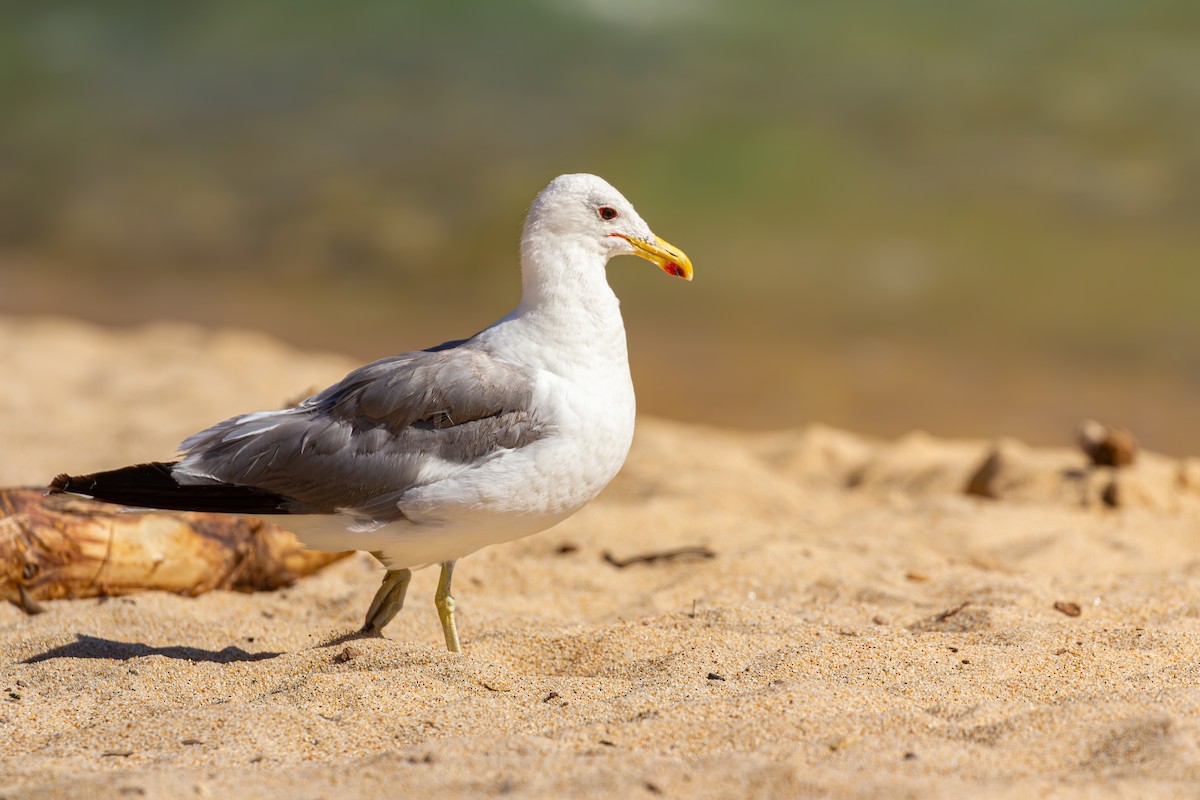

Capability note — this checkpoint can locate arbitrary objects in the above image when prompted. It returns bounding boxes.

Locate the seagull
[50,173,693,652]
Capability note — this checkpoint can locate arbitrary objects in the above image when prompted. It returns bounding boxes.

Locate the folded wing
[53,341,546,520]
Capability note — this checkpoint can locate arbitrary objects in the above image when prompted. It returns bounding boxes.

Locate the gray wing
[174,341,546,518]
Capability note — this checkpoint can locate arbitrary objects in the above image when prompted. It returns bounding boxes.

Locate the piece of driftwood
[601,546,716,569]
[0,488,350,614]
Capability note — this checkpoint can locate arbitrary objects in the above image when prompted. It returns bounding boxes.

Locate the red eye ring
[598,206,617,221]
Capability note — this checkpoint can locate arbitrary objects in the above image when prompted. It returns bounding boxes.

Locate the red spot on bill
[665,262,684,277]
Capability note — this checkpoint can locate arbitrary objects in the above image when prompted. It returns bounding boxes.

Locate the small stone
[333,646,360,664]
[1054,601,1082,617]
[1077,420,1138,467]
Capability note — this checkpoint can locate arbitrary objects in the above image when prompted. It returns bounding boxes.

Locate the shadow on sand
[22,634,282,664]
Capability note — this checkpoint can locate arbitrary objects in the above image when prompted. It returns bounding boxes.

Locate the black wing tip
[46,461,299,515]
[50,462,178,496]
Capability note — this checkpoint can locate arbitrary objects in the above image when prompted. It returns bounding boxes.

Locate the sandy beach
[4,315,1200,799]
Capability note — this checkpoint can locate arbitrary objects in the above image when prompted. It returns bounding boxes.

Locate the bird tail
[50,462,296,515]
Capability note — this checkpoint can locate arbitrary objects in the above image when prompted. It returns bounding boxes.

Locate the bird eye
[598,206,618,221]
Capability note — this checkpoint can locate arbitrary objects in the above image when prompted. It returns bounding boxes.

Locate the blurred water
[2,1,1198,452]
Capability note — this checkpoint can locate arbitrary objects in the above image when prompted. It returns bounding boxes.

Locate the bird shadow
[22,634,282,664]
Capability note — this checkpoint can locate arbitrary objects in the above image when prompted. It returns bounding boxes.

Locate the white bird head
[521,173,693,281]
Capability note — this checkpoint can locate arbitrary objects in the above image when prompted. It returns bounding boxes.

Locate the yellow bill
[617,234,694,280]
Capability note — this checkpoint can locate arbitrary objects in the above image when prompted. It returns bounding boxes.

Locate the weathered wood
[0,488,349,613]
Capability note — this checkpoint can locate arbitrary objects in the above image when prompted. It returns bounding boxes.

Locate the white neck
[516,233,622,327]
[479,231,629,378]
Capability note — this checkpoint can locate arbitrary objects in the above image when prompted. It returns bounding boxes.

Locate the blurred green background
[2,0,1199,453]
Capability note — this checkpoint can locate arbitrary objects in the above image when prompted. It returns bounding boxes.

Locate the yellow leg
[435,560,461,653]
[361,560,413,634]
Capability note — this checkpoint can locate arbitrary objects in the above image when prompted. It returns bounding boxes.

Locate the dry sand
[3,315,1200,799]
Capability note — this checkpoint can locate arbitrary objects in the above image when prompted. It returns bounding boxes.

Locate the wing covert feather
[175,343,546,515]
